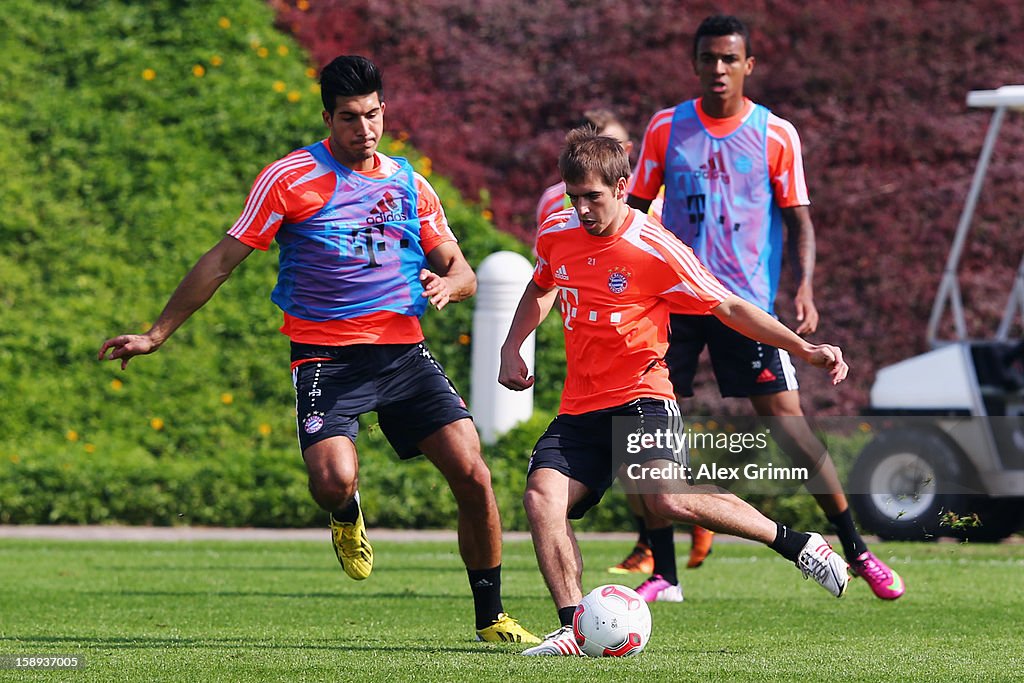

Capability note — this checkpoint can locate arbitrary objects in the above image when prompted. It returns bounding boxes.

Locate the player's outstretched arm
[711,295,847,385]
[498,281,558,391]
[781,205,819,335]
[422,241,477,311]
[97,236,254,369]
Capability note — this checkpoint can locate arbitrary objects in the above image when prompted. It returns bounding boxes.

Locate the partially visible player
[537,110,705,582]
[98,55,538,644]
[537,110,665,227]
[501,126,851,656]
[627,14,903,600]
[537,110,632,226]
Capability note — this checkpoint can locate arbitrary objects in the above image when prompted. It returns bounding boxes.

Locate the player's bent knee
[522,486,548,521]
[641,493,671,520]
[454,457,492,487]
[444,459,494,501]
[307,475,357,512]
[644,493,700,525]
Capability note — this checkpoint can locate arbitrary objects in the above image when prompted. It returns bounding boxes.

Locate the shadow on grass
[97,564,473,573]
[87,590,553,604]
[0,635,513,655]
[107,590,462,600]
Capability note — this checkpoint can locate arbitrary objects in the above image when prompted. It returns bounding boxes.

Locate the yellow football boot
[476,613,541,644]
[329,495,372,580]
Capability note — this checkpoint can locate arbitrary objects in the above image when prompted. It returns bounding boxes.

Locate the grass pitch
[0,536,1021,682]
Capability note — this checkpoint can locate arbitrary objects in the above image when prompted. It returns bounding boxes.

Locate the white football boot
[521,625,583,656]
[797,532,849,598]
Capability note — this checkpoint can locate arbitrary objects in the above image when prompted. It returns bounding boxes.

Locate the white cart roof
[968,85,1024,109]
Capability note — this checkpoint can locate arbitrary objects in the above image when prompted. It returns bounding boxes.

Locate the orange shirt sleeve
[227,150,324,250]
[766,114,810,208]
[627,107,675,201]
[414,174,458,254]
[532,213,567,290]
[536,181,569,227]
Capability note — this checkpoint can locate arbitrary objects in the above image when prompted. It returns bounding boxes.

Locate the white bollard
[471,251,536,444]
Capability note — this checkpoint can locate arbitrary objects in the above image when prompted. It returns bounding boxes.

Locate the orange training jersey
[534,207,731,415]
[628,98,809,208]
[227,142,456,345]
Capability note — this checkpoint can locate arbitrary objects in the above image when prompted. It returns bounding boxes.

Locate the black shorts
[666,314,799,398]
[291,342,471,458]
[528,398,688,519]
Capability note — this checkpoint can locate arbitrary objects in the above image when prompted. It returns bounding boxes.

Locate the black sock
[331,495,360,523]
[468,566,504,630]
[828,508,867,561]
[635,515,649,546]
[648,525,678,584]
[770,522,811,563]
[557,605,576,628]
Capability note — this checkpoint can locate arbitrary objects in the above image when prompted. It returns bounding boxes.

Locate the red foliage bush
[278,0,1024,414]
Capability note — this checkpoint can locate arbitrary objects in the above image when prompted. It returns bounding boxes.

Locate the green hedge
[0,412,552,530]
[1,409,866,532]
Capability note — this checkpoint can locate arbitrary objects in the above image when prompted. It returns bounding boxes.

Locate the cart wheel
[849,428,972,541]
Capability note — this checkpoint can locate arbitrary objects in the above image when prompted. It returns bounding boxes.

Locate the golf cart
[849,85,1024,541]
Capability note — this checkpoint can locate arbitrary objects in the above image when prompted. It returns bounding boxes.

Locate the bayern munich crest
[303,414,325,434]
[607,269,630,294]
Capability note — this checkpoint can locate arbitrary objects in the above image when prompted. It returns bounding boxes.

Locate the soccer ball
[573,584,652,657]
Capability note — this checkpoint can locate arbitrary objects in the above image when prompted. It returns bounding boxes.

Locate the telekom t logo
[349,226,411,269]
[557,286,579,331]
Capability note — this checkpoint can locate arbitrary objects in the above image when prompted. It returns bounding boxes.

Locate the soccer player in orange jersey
[98,55,538,644]
[627,15,903,600]
[501,126,851,656]
[537,109,705,580]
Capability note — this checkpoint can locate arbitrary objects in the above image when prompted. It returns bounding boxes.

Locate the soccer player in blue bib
[627,15,904,601]
[99,55,539,641]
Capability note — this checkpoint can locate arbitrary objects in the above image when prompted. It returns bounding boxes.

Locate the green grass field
[0,537,1021,682]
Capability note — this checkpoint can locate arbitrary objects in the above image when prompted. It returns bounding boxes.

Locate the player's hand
[420,269,451,311]
[97,333,160,370]
[806,343,848,385]
[794,283,819,335]
[498,349,534,391]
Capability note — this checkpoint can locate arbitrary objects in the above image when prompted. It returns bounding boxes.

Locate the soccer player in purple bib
[99,55,539,642]
[626,15,903,601]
